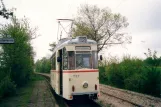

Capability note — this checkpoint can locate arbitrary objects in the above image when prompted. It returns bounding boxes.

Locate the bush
[99,55,161,97]
[106,63,124,88]
[124,72,147,93]
[0,75,16,99]
[99,66,107,84]
[143,69,161,97]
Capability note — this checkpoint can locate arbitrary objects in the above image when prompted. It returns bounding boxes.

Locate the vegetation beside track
[99,49,161,97]
[35,57,51,73]
[0,74,44,107]
[0,16,38,99]
[35,48,161,98]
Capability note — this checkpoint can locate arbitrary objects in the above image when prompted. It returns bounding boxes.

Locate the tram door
[58,49,63,95]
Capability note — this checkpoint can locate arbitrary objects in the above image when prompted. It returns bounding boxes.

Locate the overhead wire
[57,0,127,42]
[57,21,60,42]
[59,0,74,38]
[114,0,127,10]
[59,22,68,35]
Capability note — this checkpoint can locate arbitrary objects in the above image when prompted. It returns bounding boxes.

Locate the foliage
[35,57,51,73]
[0,73,16,98]
[49,42,56,52]
[30,74,44,81]
[72,4,131,52]
[144,48,161,67]
[99,51,161,97]
[0,77,37,107]
[143,48,161,95]
[0,0,14,19]
[0,16,36,98]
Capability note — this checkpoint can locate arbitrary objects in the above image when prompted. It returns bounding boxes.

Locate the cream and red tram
[50,36,100,100]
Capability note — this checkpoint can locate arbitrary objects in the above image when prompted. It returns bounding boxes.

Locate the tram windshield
[68,51,98,70]
[76,52,92,69]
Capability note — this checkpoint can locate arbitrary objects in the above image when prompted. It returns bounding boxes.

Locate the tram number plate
[73,75,79,78]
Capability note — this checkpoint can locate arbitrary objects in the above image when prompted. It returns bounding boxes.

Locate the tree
[35,57,51,73]
[0,0,13,19]
[72,4,131,52]
[144,48,161,67]
[49,42,56,52]
[0,16,36,87]
[143,48,161,96]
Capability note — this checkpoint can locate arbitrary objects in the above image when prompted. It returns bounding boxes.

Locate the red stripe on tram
[51,69,98,73]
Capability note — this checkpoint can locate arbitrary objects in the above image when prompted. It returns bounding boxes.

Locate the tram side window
[63,48,68,70]
[68,51,75,70]
[92,51,98,69]
[52,56,56,70]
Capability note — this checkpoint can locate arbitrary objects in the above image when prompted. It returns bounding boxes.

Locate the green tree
[143,48,161,96]
[72,4,131,52]
[0,16,36,87]
[99,53,161,97]
[35,57,51,73]
[144,48,161,68]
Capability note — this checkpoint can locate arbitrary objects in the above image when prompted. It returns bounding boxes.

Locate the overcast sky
[1,0,161,61]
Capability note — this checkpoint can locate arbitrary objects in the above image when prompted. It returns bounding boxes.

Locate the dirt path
[28,80,58,107]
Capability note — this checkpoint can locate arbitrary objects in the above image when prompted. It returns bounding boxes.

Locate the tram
[50,36,100,100]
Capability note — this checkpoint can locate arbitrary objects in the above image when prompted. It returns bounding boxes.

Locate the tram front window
[76,52,92,69]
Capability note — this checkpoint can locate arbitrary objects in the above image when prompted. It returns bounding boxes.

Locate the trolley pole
[56,19,74,40]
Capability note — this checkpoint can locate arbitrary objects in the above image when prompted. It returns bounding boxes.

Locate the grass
[0,74,44,107]
[30,73,45,81]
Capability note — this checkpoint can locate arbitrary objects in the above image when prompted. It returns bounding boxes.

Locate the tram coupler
[89,94,98,100]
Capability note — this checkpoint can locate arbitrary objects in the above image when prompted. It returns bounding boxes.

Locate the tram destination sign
[0,38,14,44]
[75,46,91,50]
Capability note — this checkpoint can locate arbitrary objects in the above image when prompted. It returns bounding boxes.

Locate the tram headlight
[83,82,88,88]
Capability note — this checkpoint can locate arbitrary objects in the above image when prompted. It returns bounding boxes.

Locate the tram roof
[50,36,97,58]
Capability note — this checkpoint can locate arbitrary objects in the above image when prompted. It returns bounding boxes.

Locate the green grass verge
[30,73,45,81]
[0,74,44,107]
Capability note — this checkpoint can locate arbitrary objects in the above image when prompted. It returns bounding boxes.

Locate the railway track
[36,72,101,107]
[65,97,101,107]
[36,72,161,107]
[100,84,161,107]
[100,90,143,107]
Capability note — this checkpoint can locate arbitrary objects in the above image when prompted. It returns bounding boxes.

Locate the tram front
[63,36,100,100]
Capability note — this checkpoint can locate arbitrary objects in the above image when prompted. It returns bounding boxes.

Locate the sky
[1,0,161,61]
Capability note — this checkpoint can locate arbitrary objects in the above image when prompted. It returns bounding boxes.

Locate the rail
[100,84,161,107]
[35,72,101,107]
[35,72,161,107]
